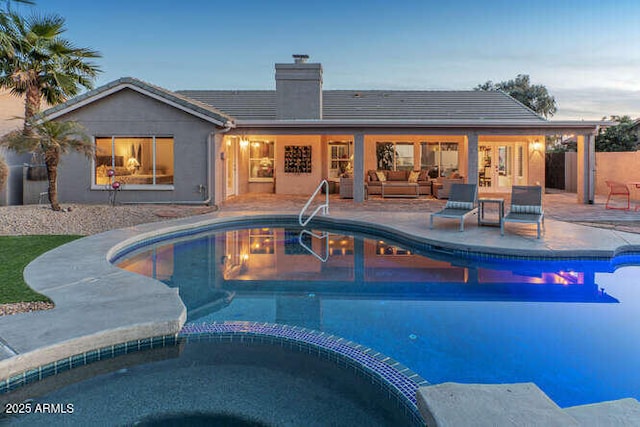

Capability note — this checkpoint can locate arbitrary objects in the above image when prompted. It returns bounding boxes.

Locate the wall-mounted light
[240,138,249,149]
[531,141,542,152]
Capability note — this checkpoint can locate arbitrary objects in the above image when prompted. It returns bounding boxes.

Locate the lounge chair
[605,180,630,210]
[501,185,544,239]
[430,183,478,231]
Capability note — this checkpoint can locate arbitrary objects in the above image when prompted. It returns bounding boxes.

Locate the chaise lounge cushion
[446,200,474,210]
[511,204,543,214]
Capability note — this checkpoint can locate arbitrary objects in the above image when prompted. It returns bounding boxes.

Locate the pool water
[116,224,640,408]
[3,340,411,426]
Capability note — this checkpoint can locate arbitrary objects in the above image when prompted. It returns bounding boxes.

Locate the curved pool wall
[108,214,640,263]
[2,331,421,427]
[2,213,640,417]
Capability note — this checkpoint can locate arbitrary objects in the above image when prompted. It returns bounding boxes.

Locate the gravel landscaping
[0,204,217,236]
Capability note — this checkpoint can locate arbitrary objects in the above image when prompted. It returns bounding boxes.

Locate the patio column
[353,132,365,202]
[213,132,225,206]
[577,133,595,204]
[466,133,479,185]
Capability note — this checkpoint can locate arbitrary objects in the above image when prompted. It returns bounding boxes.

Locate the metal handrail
[298,230,329,262]
[299,179,329,226]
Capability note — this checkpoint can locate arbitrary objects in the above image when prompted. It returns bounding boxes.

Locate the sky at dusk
[11,0,640,120]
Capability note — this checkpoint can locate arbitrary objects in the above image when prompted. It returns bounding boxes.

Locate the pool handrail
[299,179,329,227]
[298,229,329,262]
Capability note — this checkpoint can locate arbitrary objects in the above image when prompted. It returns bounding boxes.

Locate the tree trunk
[45,146,61,211]
[23,82,41,135]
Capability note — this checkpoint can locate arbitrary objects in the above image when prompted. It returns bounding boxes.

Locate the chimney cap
[292,54,309,64]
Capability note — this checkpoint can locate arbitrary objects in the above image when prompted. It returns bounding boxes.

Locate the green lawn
[0,235,82,304]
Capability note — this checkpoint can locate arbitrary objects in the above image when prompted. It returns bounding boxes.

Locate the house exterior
[39,55,603,205]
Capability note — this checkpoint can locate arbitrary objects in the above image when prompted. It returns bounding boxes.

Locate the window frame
[328,140,352,179]
[91,135,175,191]
[420,141,459,177]
[248,140,275,182]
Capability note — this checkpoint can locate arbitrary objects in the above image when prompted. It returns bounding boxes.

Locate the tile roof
[176,89,545,122]
[41,77,234,125]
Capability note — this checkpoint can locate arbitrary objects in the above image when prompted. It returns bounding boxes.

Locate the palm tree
[0,12,101,134]
[1,120,93,210]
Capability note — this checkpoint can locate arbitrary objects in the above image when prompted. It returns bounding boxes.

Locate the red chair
[605,180,630,210]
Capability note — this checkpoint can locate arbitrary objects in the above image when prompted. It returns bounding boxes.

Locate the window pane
[328,142,351,178]
[95,137,173,186]
[440,143,459,176]
[249,141,274,180]
[421,142,439,171]
[95,137,113,185]
[395,143,414,171]
[155,137,174,185]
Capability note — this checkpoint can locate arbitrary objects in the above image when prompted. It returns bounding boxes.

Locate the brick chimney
[275,54,323,119]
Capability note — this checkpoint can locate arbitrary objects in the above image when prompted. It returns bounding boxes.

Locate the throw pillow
[418,169,429,181]
[368,170,378,181]
[375,171,387,182]
[408,171,420,183]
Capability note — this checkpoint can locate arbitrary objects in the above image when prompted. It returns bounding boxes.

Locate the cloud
[552,87,640,120]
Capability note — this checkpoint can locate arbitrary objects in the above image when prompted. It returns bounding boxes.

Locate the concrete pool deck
[1,192,640,423]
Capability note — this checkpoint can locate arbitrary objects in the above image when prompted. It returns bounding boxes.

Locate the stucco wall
[275,135,323,195]
[54,88,216,204]
[595,151,640,195]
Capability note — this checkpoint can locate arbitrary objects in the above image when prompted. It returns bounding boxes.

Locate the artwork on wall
[284,145,312,174]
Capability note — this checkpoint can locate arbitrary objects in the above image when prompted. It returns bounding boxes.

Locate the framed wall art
[284,145,312,174]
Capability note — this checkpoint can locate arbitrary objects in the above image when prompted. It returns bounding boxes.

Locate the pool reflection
[117,227,619,322]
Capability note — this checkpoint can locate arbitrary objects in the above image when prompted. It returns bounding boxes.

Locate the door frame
[226,138,238,198]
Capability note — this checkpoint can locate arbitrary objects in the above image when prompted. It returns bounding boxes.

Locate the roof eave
[235,119,608,130]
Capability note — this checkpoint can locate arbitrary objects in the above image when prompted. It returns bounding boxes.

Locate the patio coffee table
[381,182,419,198]
[478,197,504,227]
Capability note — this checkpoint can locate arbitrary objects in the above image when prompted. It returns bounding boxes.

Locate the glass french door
[478,142,526,192]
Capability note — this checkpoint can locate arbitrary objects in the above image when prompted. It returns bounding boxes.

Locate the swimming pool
[114,220,640,409]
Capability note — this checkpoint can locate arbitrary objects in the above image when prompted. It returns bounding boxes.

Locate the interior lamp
[126,157,140,174]
[239,138,249,149]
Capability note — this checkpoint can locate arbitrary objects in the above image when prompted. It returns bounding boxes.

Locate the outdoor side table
[478,197,504,227]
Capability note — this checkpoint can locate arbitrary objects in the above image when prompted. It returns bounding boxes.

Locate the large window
[95,136,174,186]
[420,142,459,177]
[376,142,414,171]
[249,140,274,181]
[328,141,352,178]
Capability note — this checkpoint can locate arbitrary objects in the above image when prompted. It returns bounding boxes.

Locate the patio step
[416,382,578,426]
[417,382,640,426]
[563,398,640,426]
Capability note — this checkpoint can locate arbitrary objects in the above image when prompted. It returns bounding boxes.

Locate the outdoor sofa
[366,170,433,197]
